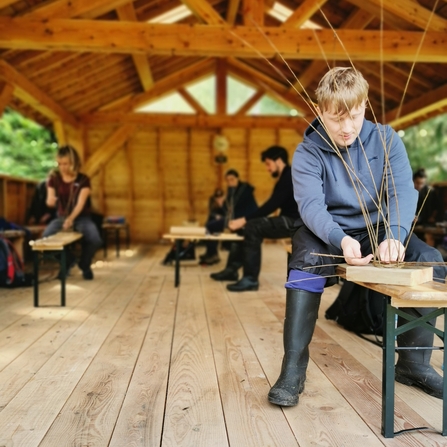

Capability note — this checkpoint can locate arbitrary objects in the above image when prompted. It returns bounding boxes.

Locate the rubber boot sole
[395,373,443,399]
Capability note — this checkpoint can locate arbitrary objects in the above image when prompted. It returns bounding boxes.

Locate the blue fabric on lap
[285,270,326,293]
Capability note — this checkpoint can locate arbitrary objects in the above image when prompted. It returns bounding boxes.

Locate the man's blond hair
[315,67,369,114]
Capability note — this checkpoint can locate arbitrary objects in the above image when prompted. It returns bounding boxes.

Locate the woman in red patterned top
[44,145,102,280]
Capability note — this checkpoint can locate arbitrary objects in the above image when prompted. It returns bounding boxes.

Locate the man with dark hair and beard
[210,145,299,291]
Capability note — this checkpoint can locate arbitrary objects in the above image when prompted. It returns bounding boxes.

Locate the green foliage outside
[401,114,447,183]
[0,108,57,181]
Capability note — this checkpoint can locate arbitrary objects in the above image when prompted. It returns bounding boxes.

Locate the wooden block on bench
[169,226,207,236]
[30,231,83,251]
[341,263,433,287]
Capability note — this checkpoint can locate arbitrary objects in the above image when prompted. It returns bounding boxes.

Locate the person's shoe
[210,268,239,281]
[227,276,259,292]
[82,268,94,280]
[200,254,220,265]
[395,362,443,398]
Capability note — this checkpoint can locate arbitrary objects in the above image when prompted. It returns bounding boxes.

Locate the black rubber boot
[268,289,322,406]
[395,307,443,399]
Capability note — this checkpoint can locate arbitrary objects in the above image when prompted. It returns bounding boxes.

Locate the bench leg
[174,239,181,287]
[103,229,108,258]
[382,298,396,438]
[60,249,66,307]
[33,251,39,307]
[115,228,120,258]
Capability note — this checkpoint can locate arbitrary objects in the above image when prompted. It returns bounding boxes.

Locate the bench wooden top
[163,232,243,241]
[336,264,447,308]
[30,231,83,251]
[1,229,26,238]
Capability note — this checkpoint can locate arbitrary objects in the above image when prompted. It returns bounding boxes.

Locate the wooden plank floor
[0,243,445,446]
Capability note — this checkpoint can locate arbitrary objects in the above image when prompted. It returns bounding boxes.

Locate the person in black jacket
[200,169,258,265]
[211,146,299,291]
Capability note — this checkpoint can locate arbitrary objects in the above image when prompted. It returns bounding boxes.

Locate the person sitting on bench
[268,67,447,408]
[211,146,299,292]
[44,145,102,280]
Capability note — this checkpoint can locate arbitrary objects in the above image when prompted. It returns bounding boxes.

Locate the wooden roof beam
[24,0,135,19]
[178,87,208,114]
[0,60,79,128]
[100,58,215,112]
[386,82,447,129]
[1,19,446,62]
[216,59,227,115]
[0,81,14,115]
[83,124,136,177]
[281,0,328,29]
[351,0,447,32]
[180,0,226,25]
[227,58,311,114]
[116,3,154,91]
[81,111,310,133]
[242,0,264,26]
[226,0,241,25]
[235,89,265,115]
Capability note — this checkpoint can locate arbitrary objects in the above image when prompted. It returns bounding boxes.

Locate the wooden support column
[53,120,86,162]
[98,167,106,216]
[156,128,166,235]
[245,129,251,182]
[124,141,135,232]
[216,59,227,115]
[186,128,195,222]
[0,81,14,115]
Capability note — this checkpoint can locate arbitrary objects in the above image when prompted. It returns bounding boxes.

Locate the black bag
[0,235,33,288]
[325,280,385,340]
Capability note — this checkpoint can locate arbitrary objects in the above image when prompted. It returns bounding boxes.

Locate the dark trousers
[225,216,296,280]
[203,218,225,256]
[289,223,447,287]
[43,216,103,271]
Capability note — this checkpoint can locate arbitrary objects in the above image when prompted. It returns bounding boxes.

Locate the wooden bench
[102,222,130,258]
[30,231,83,307]
[336,264,447,438]
[163,226,244,287]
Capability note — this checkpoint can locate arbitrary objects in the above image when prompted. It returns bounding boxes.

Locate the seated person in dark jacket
[211,146,299,291]
[26,180,56,225]
[200,169,258,265]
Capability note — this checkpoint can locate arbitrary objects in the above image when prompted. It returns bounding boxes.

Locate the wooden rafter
[216,59,227,115]
[116,3,154,91]
[0,19,446,62]
[81,111,309,133]
[242,0,264,26]
[83,124,136,177]
[0,81,14,115]
[289,8,375,93]
[0,60,78,127]
[350,0,447,32]
[386,82,447,128]
[235,89,265,115]
[101,58,215,113]
[226,0,241,25]
[281,0,328,28]
[178,87,208,114]
[24,0,134,19]
[180,0,226,25]
[227,58,311,113]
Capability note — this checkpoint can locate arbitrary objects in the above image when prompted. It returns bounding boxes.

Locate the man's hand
[340,236,373,265]
[228,217,246,231]
[377,239,405,263]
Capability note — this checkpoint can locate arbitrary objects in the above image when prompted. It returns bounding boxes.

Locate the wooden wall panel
[84,125,302,243]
